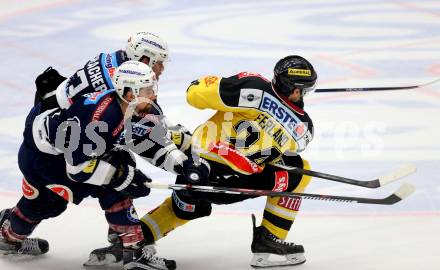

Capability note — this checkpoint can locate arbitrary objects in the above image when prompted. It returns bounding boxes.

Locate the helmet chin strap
[119,96,140,119]
[129,96,156,118]
[128,98,140,117]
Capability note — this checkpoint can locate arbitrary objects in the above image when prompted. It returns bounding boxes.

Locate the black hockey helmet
[272,55,317,97]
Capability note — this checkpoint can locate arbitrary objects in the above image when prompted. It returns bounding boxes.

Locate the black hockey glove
[101,146,137,167]
[34,66,66,109]
[102,147,149,198]
[180,156,210,186]
[109,166,152,199]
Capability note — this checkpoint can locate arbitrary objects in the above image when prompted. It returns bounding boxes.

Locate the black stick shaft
[146,183,415,205]
[315,78,440,93]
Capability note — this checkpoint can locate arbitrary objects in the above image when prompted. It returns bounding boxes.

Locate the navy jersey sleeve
[63,90,124,185]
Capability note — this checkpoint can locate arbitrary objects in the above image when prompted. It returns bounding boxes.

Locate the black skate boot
[123,241,176,270]
[83,228,123,267]
[0,208,49,256]
[250,214,305,268]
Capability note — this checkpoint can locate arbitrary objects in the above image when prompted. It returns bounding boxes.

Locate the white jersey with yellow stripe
[186,72,314,175]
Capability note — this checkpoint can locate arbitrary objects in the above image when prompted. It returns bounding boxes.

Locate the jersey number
[228,120,281,164]
[66,69,88,98]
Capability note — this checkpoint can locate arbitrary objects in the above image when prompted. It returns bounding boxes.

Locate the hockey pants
[141,155,312,242]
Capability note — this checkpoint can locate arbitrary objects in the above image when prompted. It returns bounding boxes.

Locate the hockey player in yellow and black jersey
[139,55,318,268]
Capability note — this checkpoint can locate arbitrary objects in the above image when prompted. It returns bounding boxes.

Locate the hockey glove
[101,146,137,168]
[34,66,66,109]
[167,124,192,152]
[109,166,152,199]
[180,156,210,185]
[102,148,149,198]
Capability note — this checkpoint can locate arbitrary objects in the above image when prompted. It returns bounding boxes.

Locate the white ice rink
[0,0,439,269]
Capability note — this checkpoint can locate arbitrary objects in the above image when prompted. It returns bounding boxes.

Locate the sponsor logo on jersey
[237,71,270,82]
[172,192,195,213]
[104,53,116,78]
[259,93,307,140]
[105,54,113,69]
[204,76,219,87]
[91,95,114,121]
[273,171,289,192]
[277,196,302,211]
[46,184,74,203]
[116,122,153,144]
[132,124,152,137]
[238,88,263,108]
[288,68,311,77]
[112,119,124,137]
[294,123,306,137]
[82,159,97,174]
[22,178,39,200]
[84,89,114,105]
[107,67,116,78]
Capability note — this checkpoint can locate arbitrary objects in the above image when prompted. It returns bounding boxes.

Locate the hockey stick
[288,164,417,188]
[145,182,415,205]
[314,78,440,93]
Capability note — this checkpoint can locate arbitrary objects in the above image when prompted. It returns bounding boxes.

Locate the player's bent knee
[17,193,67,221]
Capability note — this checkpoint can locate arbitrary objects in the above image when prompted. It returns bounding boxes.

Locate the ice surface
[0,0,439,269]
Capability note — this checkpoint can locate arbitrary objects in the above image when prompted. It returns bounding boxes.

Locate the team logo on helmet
[288,68,311,77]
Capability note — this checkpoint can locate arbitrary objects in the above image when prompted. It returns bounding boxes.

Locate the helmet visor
[296,79,317,96]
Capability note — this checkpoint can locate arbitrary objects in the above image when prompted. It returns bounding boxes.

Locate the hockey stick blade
[378,164,417,186]
[290,164,417,188]
[145,182,416,205]
[315,78,440,93]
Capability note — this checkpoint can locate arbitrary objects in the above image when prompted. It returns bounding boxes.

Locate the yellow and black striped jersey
[187,72,314,175]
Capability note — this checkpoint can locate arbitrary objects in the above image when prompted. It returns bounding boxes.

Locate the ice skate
[123,241,176,270]
[83,228,123,267]
[250,214,305,268]
[0,208,49,256]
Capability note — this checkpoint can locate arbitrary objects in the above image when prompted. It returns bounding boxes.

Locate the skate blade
[83,254,121,267]
[250,253,306,268]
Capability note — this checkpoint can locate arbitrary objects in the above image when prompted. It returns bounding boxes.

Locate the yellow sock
[140,197,188,242]
[261,159,312,239]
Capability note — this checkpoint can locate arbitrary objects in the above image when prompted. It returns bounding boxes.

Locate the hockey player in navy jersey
[25,32,194,268]
[35,31,169,112]
[0,61,207,270]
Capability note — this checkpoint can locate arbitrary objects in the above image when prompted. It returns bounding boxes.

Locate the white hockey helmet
[112,60,158,104]
[125,32,169,67]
